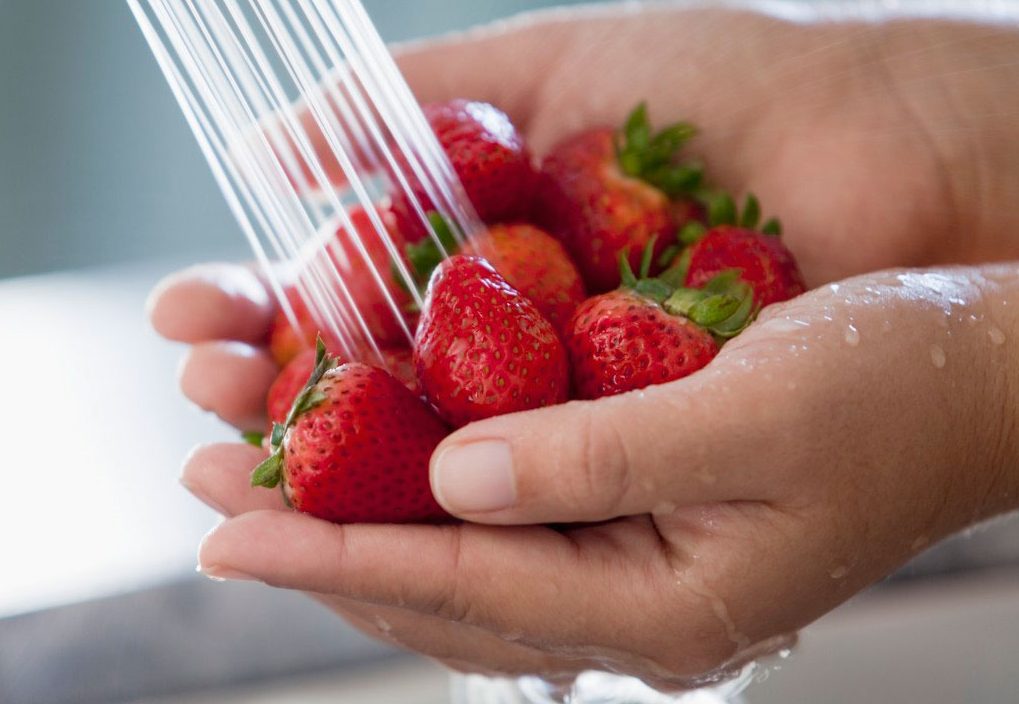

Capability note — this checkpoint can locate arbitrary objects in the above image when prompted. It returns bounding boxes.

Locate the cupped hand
[160,259,1019,684]
[148,3,1019,685]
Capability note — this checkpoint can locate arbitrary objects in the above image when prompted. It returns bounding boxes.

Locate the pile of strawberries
[250,100,806,524]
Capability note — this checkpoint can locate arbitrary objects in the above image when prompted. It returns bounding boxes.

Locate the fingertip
[430,439,517,518]
[179,341,278,430]
[149,263,274,343]
[180,442,267,492]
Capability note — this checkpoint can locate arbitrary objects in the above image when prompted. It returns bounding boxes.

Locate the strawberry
[483,223,586,335]
[414,255,569,427]
[404,214,586,336]
[390,100,535,241]
[266,347,419,427]
[535,103,702,293]
[251,341,450,524]
[267,348,323,427]
[666,193,805,308]
[268,290,344,367]
[268,205,414,366]
[566,248,755,399]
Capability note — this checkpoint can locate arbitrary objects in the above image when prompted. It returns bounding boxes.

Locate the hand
[160,261,1019,684]
[149,4,1019,684]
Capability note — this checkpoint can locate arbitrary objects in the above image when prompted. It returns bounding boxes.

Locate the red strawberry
[268,205,413,366]
[535,103,702,293]
[565,252,755,399]
[668,193,805,308]
[268,290,344,367]
[251,342,450,524]
[483,223,586,335]
[685,226,805,308]
[267,348,324,426]
[390,100,535,240]
[378,347,420,396]
[266,347,419,427]
[414,255,569,427]
[404,215,586,336]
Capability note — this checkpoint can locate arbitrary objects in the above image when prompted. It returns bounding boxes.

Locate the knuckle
[560,405,635,518]
[423,530,476,625]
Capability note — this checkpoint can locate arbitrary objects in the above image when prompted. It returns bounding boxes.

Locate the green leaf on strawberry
[251,336,338,490]
[399,211,461,291]
[663,271,759,340]
[615,102,702,198]
[241,430,264,447]
[696,189,781,234]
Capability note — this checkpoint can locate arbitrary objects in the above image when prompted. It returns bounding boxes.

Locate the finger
[427,366,784,525]
[311,593,595,682]
[180,442,285,515]
[181,445,600,679]
[274,18,567,188]
[198,511,684,663]
[148,263,274,344]
[178,342,277,431]
[393,20,567,129]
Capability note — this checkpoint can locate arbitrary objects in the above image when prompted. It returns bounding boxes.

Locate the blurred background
[1,1,1017,703]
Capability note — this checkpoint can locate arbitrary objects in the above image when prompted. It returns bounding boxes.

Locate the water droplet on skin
[829,284,841,294]
[652,501,677,516]
[844,325,860,346]
[764,318,805,334]
[673,570,752,655]
[911,536,930,551]
[829,566,849,579]
[779,649,792,660]
[930,345,947,368]
[968,314,980,326]
[881,320,893,333]
[989,327,1006,345]
[374,616,392,634]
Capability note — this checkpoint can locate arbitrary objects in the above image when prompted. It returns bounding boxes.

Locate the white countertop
[0,262,227,617]
[147,568,1019,704]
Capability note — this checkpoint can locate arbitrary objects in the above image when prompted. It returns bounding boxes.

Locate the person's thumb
[428,376,765,525]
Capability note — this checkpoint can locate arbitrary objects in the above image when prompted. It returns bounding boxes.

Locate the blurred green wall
[0,0,597,278]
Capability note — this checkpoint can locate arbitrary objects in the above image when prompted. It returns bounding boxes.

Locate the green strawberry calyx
[241,430,265,447]
[402,211,461,288]
[250,337,338,490]
[615,102,703,198]
[619,242,758,342]
[656,190,783,276]
[663,271,759,340]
